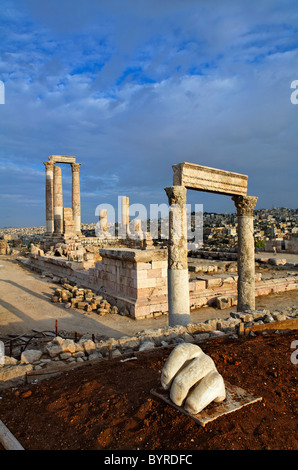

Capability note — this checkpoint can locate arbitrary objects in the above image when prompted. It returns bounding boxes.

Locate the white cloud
[0,0,297,226]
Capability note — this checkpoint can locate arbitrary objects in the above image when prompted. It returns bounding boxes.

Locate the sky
[0,0,297,228]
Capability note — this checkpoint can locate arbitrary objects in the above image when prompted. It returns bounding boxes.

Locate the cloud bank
[0,0,297,227]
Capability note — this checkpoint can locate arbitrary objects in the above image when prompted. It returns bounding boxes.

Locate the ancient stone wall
[24,251,298,320]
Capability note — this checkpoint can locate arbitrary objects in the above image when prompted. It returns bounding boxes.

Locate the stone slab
[99,247,167,263]
[151,382,262,427]
[172,162,248,196]
[49,155,76,164]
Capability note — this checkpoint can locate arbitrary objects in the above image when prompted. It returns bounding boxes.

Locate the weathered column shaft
[71,163,81,234]
[53,165,63,234]
[43,161,54,233]
[165,185,190,327]
[99,209,107,233]
[232,195,258,311]
[133,219,141,233]
[121,196,129,234]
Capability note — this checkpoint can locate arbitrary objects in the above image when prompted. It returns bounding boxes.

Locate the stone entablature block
[172,162,248,196]
[49,155,76,164]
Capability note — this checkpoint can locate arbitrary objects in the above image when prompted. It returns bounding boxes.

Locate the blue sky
[0,0,297,227]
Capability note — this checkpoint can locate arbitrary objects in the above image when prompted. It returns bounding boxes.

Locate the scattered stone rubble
[29,241,102,264]
[1,306,297,389]
[50,281,119,316]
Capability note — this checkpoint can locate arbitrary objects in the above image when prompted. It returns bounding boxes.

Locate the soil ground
[0,330,297,451]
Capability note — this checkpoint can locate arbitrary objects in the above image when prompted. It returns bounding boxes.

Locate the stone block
[80,339,96,355]
[20,349,43,364]
[268,258,287,266]
[221,276,236,284]
[60,352,72,360]
[172,162,248,196]
[216,297,232,309]
[139,341,155,351]
[206,278,222,288]
[137,277,158,289]
[0,364,33,388]
[46,344,63,357]
[189,282,196,292]
[136,262,152,271]
[195,280,207,291]
[151,260,167,270]
[147,268,162,279]
[77,301,89,309]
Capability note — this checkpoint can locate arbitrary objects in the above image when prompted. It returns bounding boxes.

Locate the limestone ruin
[165,162,258,326]
[43,155,82,250]
[17,157,297,325]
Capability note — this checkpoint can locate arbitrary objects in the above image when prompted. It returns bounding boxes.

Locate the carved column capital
[71,163,81,173]
[232,195,258,216]
[43,161,54,171]
[164,185,187,206]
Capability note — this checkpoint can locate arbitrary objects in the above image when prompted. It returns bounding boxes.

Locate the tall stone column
[71,163,81,234]
[232,195,258,311]
[99,209,107,233]
[121,196,129,237]
[133,219,141,234]
[43,161,54,234]
[53,165,63,234]
[165,185,190,327]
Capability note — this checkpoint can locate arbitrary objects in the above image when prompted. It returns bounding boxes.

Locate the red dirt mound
[0,330,297,450]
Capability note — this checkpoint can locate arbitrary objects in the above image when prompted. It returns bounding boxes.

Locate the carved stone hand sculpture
[161,343,226,414]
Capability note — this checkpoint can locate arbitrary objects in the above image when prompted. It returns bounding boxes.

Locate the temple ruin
[165,162,258,326]
[43,155,82,250]
[24,157,297,325]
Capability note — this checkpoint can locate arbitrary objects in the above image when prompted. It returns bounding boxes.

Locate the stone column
[99,209,107,233]
[43,161,54,234]
[232,195,258,311]
[165,185,190,327]
[71,163,81,234]
[53,165,63,234]
[121,196,129,236]
[133,218,144,241]
[133,219,141,233]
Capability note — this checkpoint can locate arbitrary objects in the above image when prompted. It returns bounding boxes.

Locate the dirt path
[0,256,297,340]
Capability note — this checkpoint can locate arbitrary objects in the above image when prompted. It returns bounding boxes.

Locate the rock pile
[51,283,118,316]
[1,307,297,389]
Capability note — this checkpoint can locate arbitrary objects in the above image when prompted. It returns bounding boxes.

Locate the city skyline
[0,0,297,228]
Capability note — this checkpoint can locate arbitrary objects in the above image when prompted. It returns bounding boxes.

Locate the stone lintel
[99,248,167,263]
[49,155,76,164]
[172,162,248,196]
